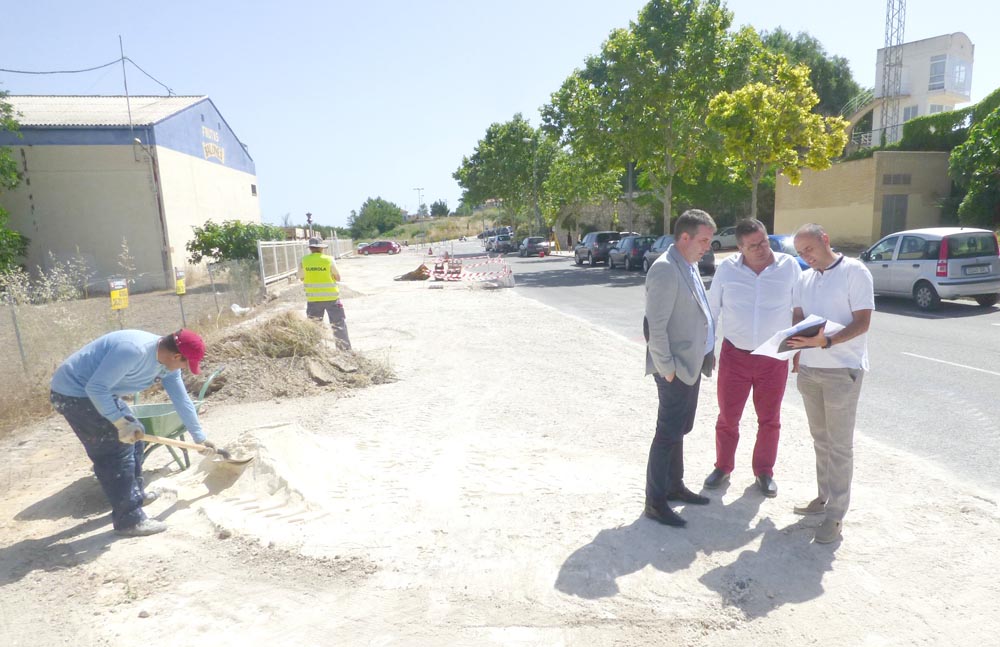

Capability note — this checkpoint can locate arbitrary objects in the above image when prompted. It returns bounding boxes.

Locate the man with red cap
[50,329,217,537]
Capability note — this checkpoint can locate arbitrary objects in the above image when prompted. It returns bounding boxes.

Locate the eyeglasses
[741,239,770,251]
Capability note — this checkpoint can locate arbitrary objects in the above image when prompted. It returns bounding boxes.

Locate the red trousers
[714,339,789,476]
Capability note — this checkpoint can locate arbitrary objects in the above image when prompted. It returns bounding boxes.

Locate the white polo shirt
[708,252,802,351]
[793,255,875,370]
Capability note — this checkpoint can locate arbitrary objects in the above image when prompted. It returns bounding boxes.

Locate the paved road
[495,246,1000,494]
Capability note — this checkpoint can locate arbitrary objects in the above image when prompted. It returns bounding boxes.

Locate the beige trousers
[797,366,865,522]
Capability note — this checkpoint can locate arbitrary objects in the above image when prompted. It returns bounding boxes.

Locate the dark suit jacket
[644,244,715,385]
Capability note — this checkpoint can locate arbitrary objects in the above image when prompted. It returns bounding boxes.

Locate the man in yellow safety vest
[298,237,352,350]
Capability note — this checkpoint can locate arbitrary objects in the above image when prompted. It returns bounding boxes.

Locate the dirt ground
[2,247,998,646]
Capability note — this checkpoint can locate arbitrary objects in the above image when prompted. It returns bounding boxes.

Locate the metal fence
[257,237,353,293]
[2,259,265,386]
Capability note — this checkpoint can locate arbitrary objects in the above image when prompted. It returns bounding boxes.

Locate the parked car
[608,235,656,270]
[356,242,369,252]
[518,236,549,257]
[860,227,1000,310]
[494,234,515,253]
[768,235,810,270]
[574,231,622,266]
[361,240,400,255]
[711,226,738,251]
[642,234,715,275]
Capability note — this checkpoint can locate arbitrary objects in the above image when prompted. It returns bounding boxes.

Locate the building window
[954,62,968,90]
[902,105,919,121]
[929,104,945,114]
[929,55,946,91]
[200,114,205,122]
[251,184,257,197]
[882,173,912,186]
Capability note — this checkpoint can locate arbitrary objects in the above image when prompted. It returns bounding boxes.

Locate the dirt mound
[176,310,395,404]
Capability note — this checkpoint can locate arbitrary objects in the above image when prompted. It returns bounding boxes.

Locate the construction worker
[50,329,217,537]
[299,237,352,350]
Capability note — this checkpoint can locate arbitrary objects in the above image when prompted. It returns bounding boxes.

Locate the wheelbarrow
[132,366,225,470]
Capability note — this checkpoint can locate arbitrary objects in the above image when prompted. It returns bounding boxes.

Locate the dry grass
[214,310,326,359]
[0,300,395,440]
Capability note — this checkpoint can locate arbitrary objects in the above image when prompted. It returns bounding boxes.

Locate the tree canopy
[186,219,286,263]
[453,113,555,234]
[707,61,848,219]
[543,0,758,233]
[348,197,405,239]
[430,199,449,217]
[761,28,863,117]
[0,91,29,272]
[950,106,1000,228]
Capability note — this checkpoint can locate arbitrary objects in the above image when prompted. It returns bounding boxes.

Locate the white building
[872,32,974,143]
[0,95,260,290]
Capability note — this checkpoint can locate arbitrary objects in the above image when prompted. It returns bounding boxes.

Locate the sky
[2,1,997,229]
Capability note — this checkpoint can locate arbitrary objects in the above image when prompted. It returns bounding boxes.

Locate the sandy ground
[2,247,999,646]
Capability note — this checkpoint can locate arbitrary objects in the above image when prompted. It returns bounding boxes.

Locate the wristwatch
[823,336,833,349]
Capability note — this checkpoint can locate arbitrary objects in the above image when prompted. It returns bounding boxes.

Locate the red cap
[174,329,205,375]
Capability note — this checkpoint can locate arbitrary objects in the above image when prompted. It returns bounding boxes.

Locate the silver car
[860,227,1000,310]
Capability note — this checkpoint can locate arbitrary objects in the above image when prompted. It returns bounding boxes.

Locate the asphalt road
[483,244,1000,494]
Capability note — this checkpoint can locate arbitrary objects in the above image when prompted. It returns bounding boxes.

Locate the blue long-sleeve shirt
[50,330,205,442]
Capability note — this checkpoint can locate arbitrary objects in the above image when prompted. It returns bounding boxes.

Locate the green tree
[186,219,286,263]
[453,114,554,233]
[950,106,1000,227]
[544,0,755,233]
[348,197,404,239]
[541,149,621,232]
[430,199,449,217]
[0,91,29,271]
[707,62,848,219]
[761,28,863,116]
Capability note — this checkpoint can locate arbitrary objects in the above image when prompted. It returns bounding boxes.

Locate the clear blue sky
[2,1,997,229]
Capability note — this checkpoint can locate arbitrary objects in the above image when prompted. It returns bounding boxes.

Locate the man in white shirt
[704,219,802,497]
[785,223,874,544]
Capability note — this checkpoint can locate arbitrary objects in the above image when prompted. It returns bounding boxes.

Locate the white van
[860,227,1000,310]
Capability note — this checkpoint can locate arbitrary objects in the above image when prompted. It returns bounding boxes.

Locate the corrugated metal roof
[5,95,208,127]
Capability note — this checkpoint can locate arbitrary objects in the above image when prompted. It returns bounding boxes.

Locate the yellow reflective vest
[302,253,340,302]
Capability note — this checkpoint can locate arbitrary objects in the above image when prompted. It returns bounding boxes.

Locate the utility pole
[413,187,424,217]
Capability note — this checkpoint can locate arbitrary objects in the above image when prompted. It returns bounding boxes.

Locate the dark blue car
[769,235,809,270]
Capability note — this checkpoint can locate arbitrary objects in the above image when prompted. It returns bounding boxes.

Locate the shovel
[138,433,254,465]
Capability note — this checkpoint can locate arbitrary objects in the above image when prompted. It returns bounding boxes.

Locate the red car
[361,240,400,255]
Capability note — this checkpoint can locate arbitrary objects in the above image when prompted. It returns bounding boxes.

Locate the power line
[0,56,174,95]
[124,57,173,95]
[0,58,122,75]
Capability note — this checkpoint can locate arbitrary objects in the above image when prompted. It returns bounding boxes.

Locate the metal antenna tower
[879,0,906,144]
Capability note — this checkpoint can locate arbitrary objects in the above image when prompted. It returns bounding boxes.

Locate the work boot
[116,519,167,537]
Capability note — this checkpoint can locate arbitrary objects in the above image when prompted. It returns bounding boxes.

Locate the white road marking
[902,352,1000,378]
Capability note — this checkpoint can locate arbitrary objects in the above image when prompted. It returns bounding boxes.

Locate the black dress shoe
[666,486,710,505]
[756,474,778,498]
[644,503,687,527]
[703,468,730,489]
